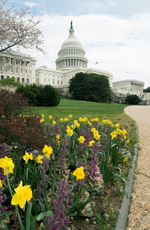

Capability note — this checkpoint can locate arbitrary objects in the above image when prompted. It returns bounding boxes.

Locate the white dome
[61,30,83,49]
[55,22,88,71]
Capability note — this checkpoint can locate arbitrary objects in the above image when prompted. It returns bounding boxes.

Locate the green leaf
[37,211,53,221]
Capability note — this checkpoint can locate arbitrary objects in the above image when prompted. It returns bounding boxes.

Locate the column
[19,61,21,74]
[14,60,16,74]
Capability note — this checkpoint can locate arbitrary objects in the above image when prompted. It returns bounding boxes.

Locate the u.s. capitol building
[35,22,113,94]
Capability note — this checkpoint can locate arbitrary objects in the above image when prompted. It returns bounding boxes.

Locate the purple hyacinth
[0,187,8,214]
[88,151,102,189]
[46,179,73,230]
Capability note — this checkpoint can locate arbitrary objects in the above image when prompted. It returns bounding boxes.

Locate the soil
[70,179,124,230]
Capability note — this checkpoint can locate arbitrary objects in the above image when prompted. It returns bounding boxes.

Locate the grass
[32,98,136,143]
[32,98,130,124]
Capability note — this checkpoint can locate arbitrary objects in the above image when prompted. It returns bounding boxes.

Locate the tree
[143,87,150,93]
[0,77,21,86]
[0,0,45,58]
[69,72,111,102]
[125,94,141,105]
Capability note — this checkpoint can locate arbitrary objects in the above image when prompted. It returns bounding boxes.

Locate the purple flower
[0,187,8,214]
[46,179,73,230]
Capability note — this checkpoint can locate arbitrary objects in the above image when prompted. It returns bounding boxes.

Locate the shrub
[16,84,39,105]
[125,94,141,105]
[0,115,49,152]
[17,84,60,106]
[0,89,29,118]
[0,89,49,151]
[42,85,60,106]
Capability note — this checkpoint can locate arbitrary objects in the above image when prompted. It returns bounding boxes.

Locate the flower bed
[0,114,131,229]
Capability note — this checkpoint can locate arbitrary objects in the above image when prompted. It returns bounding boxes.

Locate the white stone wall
[35,66,113,89]
[113,80,144,96]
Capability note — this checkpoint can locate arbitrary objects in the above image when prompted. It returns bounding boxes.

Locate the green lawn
[32,98,130,123]
[32,99,136,144]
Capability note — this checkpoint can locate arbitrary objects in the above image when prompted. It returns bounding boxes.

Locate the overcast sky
[6,0,150,88]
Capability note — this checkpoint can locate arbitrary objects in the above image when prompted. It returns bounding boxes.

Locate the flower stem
[6,175,24,230]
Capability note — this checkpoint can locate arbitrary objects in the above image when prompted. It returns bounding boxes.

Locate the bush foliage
[125,94,141,105]
[0,78,22,87]
[69,72,111,102]
[16,84,60,106]
[143,86,150,93]
[0,89,48,152]
[0,89,29,118]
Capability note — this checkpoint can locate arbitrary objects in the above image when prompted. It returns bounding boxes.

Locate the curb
[115,121,138,230]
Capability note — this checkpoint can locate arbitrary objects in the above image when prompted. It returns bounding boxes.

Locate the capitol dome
[55,22,88,70]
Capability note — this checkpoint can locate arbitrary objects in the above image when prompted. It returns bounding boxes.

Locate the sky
[6,0,150,88]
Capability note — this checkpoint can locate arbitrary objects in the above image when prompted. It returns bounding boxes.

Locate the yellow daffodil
[127,139,129,143]
[67,129,74,137]
[87,152,90,158]
[42,145,53,158]
[64,118,69,122]
[102,120,112,125]
[0,156,15,175]
[124,157,128,162]
[0,179,2,187]
[73,166,85,180]
[40,119,44,123]
[91,128,96,133]
[89,140,95,147]
[78,136,85,144]
[71,125,75,129]
[69,114,72,118]
[115,123,119,127]
[53,121,56,125]
[79,117,83,122]
[88,121,92,126]
[76,123,80,128]
[41,114,45,117]
[36,155,43,164]
[23,152,33,164]
[56,134,60,139]
[11,181,32,209]
[60,118,63,122]
[49,115,52,119]
[94,133,101,140]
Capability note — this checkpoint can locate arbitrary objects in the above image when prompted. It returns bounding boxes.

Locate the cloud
[22,12,150,87]
[24,2,40,8]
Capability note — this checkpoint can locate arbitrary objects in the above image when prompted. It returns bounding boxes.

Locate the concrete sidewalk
[124,106,150,230]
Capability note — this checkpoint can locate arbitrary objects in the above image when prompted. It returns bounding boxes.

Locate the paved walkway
[124,106,150,230]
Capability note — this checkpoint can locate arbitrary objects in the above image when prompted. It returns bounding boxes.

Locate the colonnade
[1,58,32,76]
[56,59,87,69]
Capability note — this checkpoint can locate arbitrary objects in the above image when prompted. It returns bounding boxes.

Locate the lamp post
[107,90,109,105]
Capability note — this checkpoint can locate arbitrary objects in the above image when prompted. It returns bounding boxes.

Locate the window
[57,80,59,84]
[53,79,55,84]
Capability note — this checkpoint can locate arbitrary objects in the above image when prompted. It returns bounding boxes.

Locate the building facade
[113,79,144,96]
[0,51,36,84]
[36,22,113,90]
